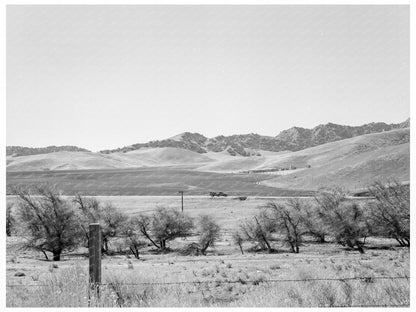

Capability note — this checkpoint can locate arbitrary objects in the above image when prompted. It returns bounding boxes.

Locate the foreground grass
[7,243,410,307]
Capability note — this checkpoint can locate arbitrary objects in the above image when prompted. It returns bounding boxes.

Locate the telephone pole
[178,190,184,212]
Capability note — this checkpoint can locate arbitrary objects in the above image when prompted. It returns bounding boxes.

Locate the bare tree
[288,198,328,243]
[263,201,304,253]
[239,215,274,253]
[73,195,101,245]
[368,180,410,247]
[12,185,82,261]
[134,214,161,249]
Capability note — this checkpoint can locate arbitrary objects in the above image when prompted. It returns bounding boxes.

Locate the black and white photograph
[3,2,412,308]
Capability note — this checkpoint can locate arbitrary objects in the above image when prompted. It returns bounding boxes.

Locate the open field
[7,195,365,230]
[6,195,410,307]
[6,196,310,238]
[6,168,315,196]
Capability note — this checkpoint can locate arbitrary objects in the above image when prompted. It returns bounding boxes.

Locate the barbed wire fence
[6,224,410,308]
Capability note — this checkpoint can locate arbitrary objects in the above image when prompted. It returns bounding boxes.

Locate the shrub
[196,214,221,255]
[73,195,128,253]
[367,180,409,247]
[239,215,274,253]
[315,187,371,253]
[263,201,305,253]
[289,198,328,243]
[121,218,148,259]
[6,203,14,237]
[135,207,194,250]
[11,185,82,261]
[232,230,244,255]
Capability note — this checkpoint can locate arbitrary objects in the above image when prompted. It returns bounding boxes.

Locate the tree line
[232,181,409,254]
[6,180,409,261]
[6,185,221,261]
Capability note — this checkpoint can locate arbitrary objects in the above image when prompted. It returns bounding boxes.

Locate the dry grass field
[6,196,410,307]
[6,237,410,307]
[6,168,314,196]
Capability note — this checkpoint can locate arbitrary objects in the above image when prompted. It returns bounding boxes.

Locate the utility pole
[178,190,184,212]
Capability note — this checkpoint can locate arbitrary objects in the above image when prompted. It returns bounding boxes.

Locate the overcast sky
[7,5,409,151]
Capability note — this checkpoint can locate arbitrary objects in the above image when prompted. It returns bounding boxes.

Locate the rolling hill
[6,148,217,172]
[256,128,410,191]
[6,121,410,194]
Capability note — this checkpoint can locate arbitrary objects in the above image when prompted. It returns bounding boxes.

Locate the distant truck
[209,191,228,198]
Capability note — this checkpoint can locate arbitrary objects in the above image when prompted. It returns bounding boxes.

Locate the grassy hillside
[6,148,216,171]
[6,151,129,171]
[258,128,409,191]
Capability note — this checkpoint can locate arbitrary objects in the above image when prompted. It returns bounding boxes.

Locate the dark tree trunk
[264,239,272,253]
[130,247,139,259]
[41,249,49,260]
[53,249,61,261]
[6,223,11,236]
[357,246,365,254]
[200,241,210,255]
[140,229,160,249]
[238,243,244,255]
[160,240,166,250]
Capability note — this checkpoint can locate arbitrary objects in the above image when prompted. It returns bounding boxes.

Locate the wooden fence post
[89,223,101,295]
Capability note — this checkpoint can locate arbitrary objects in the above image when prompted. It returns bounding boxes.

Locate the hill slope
[6,148,216,171]
[257,128,410,191]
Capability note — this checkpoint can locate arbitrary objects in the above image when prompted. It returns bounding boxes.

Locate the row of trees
[7,180,409,260]
[7,185,221,261]
[232,181,409,254]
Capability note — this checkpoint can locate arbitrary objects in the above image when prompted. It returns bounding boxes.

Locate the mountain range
[99,119,410,156]
[7,119,409,158]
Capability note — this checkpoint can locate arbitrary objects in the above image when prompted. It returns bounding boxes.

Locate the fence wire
[6,275,409,287]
